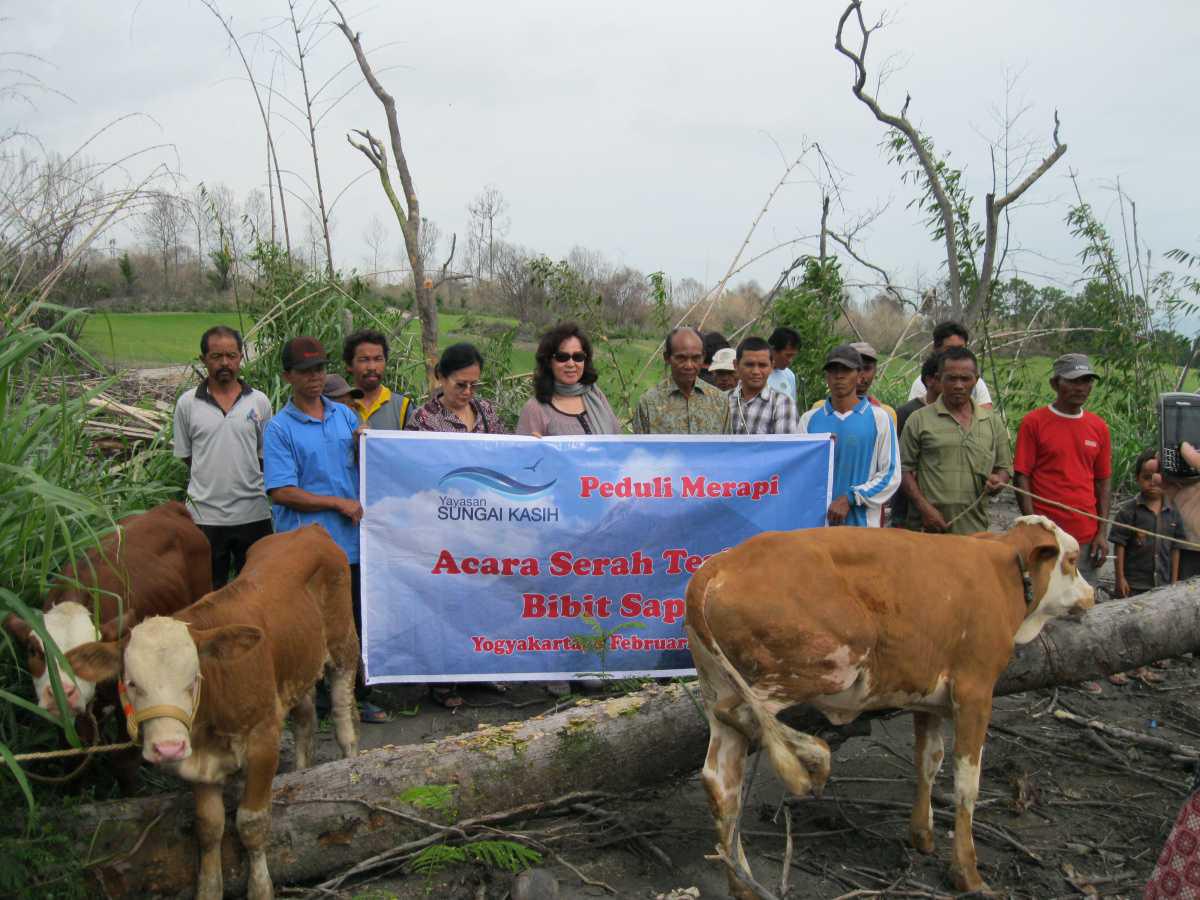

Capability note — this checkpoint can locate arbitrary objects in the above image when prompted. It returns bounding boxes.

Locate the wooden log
[50,584,1200,897]
[65,687,709,897]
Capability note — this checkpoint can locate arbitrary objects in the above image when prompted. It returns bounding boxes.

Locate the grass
[80,311,256,367]
[80,310,667,397]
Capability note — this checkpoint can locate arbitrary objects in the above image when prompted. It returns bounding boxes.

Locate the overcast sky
[10,0,1200,312]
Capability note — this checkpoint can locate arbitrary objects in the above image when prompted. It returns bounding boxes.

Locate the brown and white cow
[68,524,360,900]
[684,515,1094,898]
[3,499,211,715]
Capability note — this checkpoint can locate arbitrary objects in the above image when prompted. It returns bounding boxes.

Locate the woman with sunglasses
[406,342,506,708]
[406,342,506,435]
[517,322,620,437]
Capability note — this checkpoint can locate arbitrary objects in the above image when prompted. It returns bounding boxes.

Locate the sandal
[1107,672,1130,686]
[358,701,390,724]
[1135,667,1166,685]
[431,686,464,709]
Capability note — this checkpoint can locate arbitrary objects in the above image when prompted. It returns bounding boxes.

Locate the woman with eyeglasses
[406,342,506,708]
[406,342,506,435]
[517,322,620,437]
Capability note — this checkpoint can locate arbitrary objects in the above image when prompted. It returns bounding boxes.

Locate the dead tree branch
[975,111,1066,317]
[332,1,438,386]
[834,1,961,311]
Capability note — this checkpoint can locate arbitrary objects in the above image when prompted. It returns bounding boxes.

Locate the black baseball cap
[824,344,863,371]
[281,336,328,372]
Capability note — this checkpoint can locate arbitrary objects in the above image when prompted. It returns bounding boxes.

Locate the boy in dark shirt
[1111,448,1184,597]
[1108,448,1184,684]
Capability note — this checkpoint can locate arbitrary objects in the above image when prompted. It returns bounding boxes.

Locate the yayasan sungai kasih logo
[437,459,560,523]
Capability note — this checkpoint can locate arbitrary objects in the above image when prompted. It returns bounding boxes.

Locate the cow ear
[99,613,141,644]
[1031,543,1059,564]
[194,625,263,663]
[3,612,34,645]
[67,641,123,683]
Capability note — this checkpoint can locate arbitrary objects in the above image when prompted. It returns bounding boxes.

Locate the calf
[685,515,1094,898]
[3,500,211,715]
[68,525,360,900]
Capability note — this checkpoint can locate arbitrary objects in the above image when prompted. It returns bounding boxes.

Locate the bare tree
[331,1,440,387]
[243,187,269,243]
[197,0,291,255]
[466,184,508,280]
[183,184,212,289]
[140,191,185,292]
[834,0,1065,323]
[285,0,335,274]
[363,213,388,283]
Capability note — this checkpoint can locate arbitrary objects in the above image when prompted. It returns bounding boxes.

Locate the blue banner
[359,433,833,684]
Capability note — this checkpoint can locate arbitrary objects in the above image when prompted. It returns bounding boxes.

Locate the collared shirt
[900,396,1013,534]
[766,367,797,401]
[810,394,898,429]
[173,379,273,526]
[633,377,729,435]
[354,385,411,430]
[263,397,360,563]
[889,397,927,526]
[1111,495,1185,590]
[406,394,508,434]
[728,385,800,435]
[799,396,900,527]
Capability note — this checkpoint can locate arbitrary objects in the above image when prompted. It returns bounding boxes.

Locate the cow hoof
[951,867,991,895]
[910,829,934,855]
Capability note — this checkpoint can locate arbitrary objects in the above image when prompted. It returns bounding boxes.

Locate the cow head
[68,616,262,765]
[3,603,106,715]
[1005,515,1095,644]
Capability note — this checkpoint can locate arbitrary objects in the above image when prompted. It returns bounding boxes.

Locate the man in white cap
[708,347,738,392]
[850,340,897,428]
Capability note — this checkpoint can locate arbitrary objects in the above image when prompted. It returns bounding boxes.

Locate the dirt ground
[82,379,1197,899]
[278,493,1199,899]
[277,657,1194,900]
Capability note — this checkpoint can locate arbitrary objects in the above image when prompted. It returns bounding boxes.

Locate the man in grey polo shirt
[173,325,274,588]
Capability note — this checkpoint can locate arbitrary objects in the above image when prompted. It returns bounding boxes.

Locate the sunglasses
[553,352,587,364]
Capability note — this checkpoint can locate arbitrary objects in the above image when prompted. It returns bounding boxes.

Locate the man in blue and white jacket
[799,344,900,527]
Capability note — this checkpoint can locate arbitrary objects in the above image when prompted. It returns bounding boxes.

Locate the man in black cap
[263,336,388,723]
[1013,352,1111,584]
[799,344,900,527]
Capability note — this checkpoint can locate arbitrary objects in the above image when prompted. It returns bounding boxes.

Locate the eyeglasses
[553,352,587,364]
[205,352,241,363]
[451,380,481,392]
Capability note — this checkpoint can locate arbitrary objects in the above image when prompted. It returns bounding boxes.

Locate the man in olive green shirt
[900,346,1011,534]
[633,327,729,434]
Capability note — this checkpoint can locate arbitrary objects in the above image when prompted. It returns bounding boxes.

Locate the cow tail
[695,573,829,798]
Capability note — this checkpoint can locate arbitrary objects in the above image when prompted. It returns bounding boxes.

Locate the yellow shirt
[355,385,393,423]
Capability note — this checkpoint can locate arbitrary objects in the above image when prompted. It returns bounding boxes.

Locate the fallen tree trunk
[54,583,1200,897]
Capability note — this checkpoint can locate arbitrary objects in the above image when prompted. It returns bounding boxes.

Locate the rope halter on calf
[119,675,203,745]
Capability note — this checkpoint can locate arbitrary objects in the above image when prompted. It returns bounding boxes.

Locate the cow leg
[700,713,758,900]
[909,711,944,854]
[290,690,317,770]
[238,726,281,900]
[193,782,225,900]
[327,650,359,759]
[949,692,992,894]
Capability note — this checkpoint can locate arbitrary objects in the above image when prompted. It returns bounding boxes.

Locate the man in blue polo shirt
[799,344,900,527]
[264,335,387,723]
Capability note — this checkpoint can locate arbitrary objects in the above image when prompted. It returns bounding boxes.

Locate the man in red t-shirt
[1013,353,1112,585]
